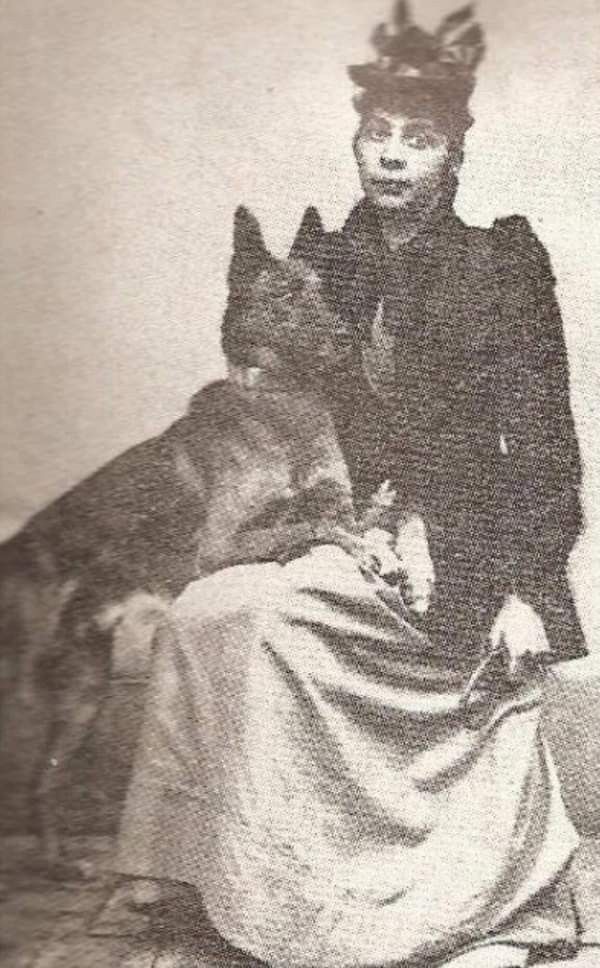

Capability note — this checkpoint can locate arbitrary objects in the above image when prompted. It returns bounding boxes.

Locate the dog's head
[222,207,353,378]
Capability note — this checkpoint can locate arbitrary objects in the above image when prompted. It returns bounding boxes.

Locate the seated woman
[113,5,587,967]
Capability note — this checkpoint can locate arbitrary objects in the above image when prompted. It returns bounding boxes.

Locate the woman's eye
[406,133,434,150]
[365,124,389,142]
[406,129,446,151]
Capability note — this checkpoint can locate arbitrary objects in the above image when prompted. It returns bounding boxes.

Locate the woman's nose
[380,137,407,171]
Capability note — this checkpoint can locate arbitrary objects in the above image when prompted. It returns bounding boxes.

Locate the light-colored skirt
[115,546,579,968]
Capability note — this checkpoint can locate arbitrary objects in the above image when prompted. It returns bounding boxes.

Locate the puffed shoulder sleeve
[492,215,584,605]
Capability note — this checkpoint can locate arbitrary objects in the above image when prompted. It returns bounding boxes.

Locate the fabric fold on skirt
[115,545,579,968]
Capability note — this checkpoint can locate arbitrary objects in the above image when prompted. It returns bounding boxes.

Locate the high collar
[342,197,464,259]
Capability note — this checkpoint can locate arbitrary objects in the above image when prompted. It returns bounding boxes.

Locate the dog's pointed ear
[289,206,325,262]
[228,206,270,288]
[222,207,271,364]
[233,205,269,259]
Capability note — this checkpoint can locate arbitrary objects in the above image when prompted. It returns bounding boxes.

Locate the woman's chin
[367,190,417,213]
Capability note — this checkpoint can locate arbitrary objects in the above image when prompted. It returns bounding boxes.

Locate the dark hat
[349,2,485,125]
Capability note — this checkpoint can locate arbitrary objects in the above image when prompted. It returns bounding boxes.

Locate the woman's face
[353,110,451,213]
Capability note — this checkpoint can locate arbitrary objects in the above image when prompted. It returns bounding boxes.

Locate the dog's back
[0,206,357,869]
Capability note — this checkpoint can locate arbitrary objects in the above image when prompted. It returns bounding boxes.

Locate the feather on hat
[349,2,485,108]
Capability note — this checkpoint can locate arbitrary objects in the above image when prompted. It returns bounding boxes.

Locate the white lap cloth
[115,546,579,968]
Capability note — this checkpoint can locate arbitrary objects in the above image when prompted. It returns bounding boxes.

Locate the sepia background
[1,0,600,824]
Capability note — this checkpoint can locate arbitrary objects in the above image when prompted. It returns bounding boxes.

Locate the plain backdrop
[2,0,600,671]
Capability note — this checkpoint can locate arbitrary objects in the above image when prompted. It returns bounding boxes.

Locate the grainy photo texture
[1,2,600,966]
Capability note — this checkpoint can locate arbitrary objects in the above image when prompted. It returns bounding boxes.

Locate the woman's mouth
[372,178,412,196]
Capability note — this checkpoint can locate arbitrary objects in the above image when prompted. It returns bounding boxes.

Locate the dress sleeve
[493,215,584,607]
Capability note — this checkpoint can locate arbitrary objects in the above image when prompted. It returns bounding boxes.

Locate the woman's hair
[353,86,474,145]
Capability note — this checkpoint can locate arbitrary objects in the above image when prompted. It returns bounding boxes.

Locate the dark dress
[115,200,586,968]
[318,199,586,663]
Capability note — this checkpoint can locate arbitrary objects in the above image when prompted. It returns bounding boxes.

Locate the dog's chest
[218,386,349,519]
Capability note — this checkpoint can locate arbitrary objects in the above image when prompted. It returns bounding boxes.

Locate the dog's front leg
[311,521,365,560]
[197,520,324,573]
[268,519,363,566]
[36,617,111,880]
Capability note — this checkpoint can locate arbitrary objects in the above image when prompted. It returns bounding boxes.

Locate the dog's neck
[227,350,318,396]
[228,362,268,393]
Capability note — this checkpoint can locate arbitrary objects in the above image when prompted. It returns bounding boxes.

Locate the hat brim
[348,63,473,100]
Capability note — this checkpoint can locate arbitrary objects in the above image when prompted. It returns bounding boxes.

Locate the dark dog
[0,206,397,878]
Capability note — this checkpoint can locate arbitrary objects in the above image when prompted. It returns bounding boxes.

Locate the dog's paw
[71,857,97,880]
[89,885,152,938]
[34,856,98,883]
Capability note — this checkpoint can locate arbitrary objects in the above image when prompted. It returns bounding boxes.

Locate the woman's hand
[394,513,435,617]
[489,593,551,678]
[360,527,402,585]
[360,516,435,618]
